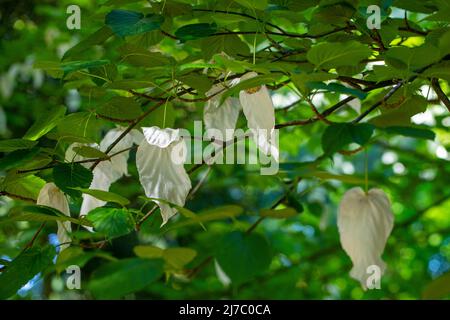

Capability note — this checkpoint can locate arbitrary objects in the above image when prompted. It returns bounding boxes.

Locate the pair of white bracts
[203,72,279,161]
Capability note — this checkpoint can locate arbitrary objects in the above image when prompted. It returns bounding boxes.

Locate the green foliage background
[0,0,449,300]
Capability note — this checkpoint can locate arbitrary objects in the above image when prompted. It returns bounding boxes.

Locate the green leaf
[0,174,45,201]
[380,126,436,141]
[53,163,93,197]
[321,123,375,155]
[307,41,372,69]
[86,207,134,238]
[105,10,164,37]
[0,148,41,171]
[260,207,298,219]
[422,272,450,299]
[385,45,441,71]
[140,101,175,128]
[57,112,101,142]
[164,205,244,230]
[177,74,212,95]
[75,188,130,206]
[3,205,92,227]
[286,193,304,213]
[61,60,110,76]
[422,61,450,82]
[0,139,37,152]
[369,95,427,127]
[63,26,114,60]
[97,96,142,122]
[234,0,268,11]
[118,44,171,68]
[88,258,164,299]
[307,82,367,100]
[0,246,55,299]
[215,231,272,284]
[23,106,66,141]
[175,23,218,41]
[55,247,113,274]
[34,61,63,78]
[304,171,368,184]
[438,29,450,57]
[291,72,337,94]
[200,34,250,60]
[134,245,197,269]
[72,146,107,159]
[162,247,197,269]
[106,80,153,90]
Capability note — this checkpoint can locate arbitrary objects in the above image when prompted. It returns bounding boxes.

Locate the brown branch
[352,81,404,123]
[16,146,136,174]
[24,222,46,250]
[192,9,287,35]
[431,78,450,112]
[0,191,35,203]
[136,205,158,230]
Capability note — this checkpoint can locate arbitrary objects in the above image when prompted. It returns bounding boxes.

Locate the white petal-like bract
[204,83,241,142]
[136,126,192,225]
[72,128,143,221]
[337,187,394,288]
[37,183,71,251]
[239,72,278,160]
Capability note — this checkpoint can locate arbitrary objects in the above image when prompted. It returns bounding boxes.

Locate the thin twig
[431,78,450,112]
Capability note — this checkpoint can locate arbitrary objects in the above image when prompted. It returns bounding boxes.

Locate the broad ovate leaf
[36,183,71,251]
[337,187,394,289]
[136,126,192,225]
[239,72,279,161]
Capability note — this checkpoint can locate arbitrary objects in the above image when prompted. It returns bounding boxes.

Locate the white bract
[37,183,71,251]
[239,72,279,161]
[204,81,241,142]
[65,128,143,223]
[337,187,394,288]
[136,126,192,225]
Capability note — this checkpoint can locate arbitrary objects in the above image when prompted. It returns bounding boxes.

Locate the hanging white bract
[37,183,71,251]
[337,187,394,288]
[136,126,192,225]
[65,128,143,221]
[239,72,278,161]
[204,81,241,142]
[80,128,142,219]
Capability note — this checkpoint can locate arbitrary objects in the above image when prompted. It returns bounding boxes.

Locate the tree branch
[431,78,450,112]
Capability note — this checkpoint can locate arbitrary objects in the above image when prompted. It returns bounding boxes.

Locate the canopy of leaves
[0,0,449,300]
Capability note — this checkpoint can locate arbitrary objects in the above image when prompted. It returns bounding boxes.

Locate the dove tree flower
[239,72,279,161]
[65,128,143,220]
[204,81,241,142]
[37,183,71,251]
[337,187,394,288]
[136,126,192,225]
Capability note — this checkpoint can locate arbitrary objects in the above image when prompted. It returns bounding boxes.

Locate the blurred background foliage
[0,0,449,300]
